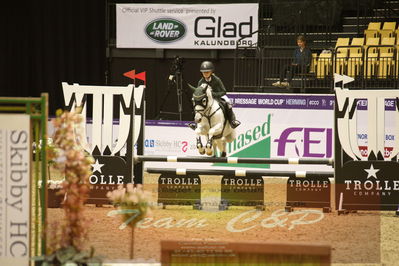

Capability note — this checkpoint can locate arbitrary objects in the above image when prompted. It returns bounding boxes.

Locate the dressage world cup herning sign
[62,83,145,187]
[334,76,399,210]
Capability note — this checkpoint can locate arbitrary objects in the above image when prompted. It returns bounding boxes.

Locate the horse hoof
[221,152,227,157]
[206,151,213,156]
[198,148,205,155]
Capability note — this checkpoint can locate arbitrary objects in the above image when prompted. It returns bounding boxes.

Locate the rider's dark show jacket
[197,74,226,100]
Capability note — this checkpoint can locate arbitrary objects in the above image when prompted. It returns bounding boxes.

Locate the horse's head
[189,83,213,123]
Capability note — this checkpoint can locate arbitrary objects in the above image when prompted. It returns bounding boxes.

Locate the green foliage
[36,108,101,266]
[32,246,102,266]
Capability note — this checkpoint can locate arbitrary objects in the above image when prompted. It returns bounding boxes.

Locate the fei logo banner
[230,93,335,171]
[116,3,258,49]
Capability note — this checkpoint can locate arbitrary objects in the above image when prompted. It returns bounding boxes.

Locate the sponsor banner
[229,93,335,110]
[0,114,30,265]
[356,99,396,159]
[47,93,397,171]
[334,86,399,210]
[116,4,258,49]
[144,93,335,171]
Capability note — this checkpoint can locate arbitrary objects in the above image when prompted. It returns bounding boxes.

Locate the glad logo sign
[145,18,186,42]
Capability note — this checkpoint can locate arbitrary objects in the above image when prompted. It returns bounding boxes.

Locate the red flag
[123,69,136,80]
[134,71,146,82]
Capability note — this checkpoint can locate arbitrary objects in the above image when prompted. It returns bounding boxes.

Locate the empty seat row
[314,36,398,79]
[364,21,398,40]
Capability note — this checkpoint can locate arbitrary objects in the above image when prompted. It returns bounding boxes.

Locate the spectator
[273,35,312,88]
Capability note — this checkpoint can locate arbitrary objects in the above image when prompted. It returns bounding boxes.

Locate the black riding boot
[227,103,241,128]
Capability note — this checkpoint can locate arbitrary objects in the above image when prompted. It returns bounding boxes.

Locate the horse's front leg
[195,123,207,155]
[205,122,223,156]
[196,136,205,155]
[205,136,214,156]
[208,122,223,139]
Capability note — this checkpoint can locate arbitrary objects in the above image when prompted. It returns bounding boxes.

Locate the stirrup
[230,120,241,129]
[188,122,197,130]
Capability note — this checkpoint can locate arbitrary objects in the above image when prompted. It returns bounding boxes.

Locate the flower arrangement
[34,107,100,265]
[107,183,153,259]
[38,179,64,190]
[47,180,64,190]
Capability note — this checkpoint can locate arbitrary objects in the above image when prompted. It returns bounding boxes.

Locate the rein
[197,98,226,140]
[195,97,217,121]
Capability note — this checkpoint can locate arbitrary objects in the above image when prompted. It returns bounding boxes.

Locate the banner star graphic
[364,164,379,179]
[91,159,104,173]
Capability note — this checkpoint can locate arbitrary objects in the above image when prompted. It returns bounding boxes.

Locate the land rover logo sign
[145,18,186,42]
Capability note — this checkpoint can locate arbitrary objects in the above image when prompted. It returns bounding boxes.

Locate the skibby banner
[116,3,258,49]
[0,114,31,265]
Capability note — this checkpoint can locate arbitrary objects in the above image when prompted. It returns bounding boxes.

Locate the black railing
[363,45,398,88]
[233,44,398,92]
[233,47,262,91]
[258,1,336,48]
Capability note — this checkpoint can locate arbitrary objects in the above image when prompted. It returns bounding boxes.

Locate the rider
[188,61,241,130]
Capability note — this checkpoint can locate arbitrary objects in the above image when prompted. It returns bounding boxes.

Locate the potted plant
[38,179,64,208]
[34,108,101,265]
[107,183,153,259]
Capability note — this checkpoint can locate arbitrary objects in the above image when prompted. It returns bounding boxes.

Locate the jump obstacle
[132,110,334,211]
[123,83,337,211]
[139,160,333,211]
[145,167,334,178]
[131,85,399,214]
[79,82,398,214]
[135,155,333,165]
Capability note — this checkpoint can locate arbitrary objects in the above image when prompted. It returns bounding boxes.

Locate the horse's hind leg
[225,131,236,143]
[197,136,205,155]
[217,140,227,157]
[205,138,213,156]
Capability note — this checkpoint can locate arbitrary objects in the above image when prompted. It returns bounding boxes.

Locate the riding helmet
[200,61,215,72]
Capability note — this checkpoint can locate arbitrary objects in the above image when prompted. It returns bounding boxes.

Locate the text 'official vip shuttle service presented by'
[116,3,258,49]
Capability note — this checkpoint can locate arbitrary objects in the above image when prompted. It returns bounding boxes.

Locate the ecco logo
[274,127,333,158]
[145,18,186,42]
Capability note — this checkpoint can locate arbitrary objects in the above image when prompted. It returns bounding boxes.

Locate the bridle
[193,85,219,122]
[192,85,225,139]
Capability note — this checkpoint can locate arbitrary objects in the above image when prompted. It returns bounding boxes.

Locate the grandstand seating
[316,38,350,78]
[233,0,399,92]
[397,35,399,77]
[347,37,365,78]
[378,37,396,78]
[379,22,397,39]
[319,20,399,81]
[364,22,381,40]
[316,52,332,78]
[335,38,351,75]
[310,53,318,74]
[365,37,380,78]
